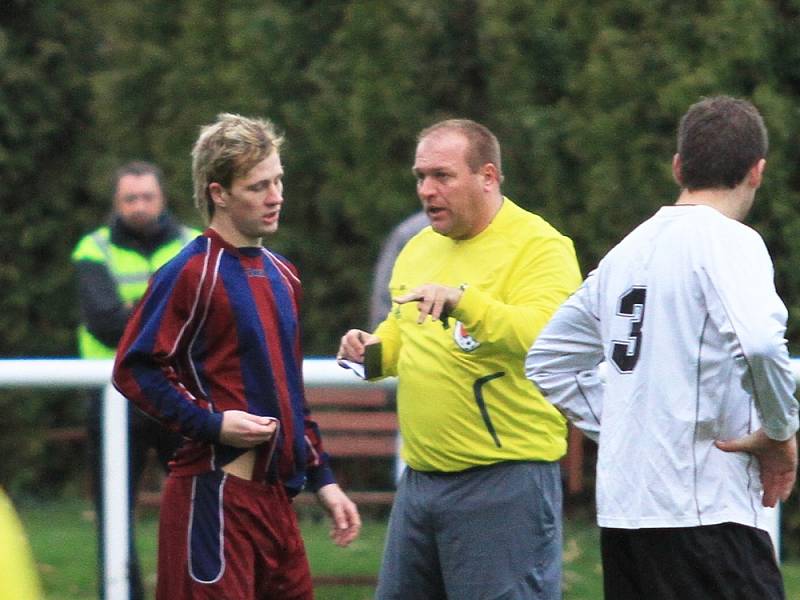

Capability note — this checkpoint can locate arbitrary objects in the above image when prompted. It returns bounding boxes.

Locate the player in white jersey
[526,95,799,599]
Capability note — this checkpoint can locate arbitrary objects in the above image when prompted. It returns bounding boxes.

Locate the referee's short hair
[417,119,504,183]
[677,95,768,191]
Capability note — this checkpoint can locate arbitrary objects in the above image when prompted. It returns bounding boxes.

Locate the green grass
[16,498,800,599]
[562,508,604,599]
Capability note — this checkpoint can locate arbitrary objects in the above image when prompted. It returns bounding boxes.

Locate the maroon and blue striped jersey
[112,228,334,494]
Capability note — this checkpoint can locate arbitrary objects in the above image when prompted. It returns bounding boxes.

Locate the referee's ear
[671,154,684,187]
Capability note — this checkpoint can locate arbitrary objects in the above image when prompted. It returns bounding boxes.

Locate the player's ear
[747,158,766,189]
[671,154,683,187]
[208,182,227,208]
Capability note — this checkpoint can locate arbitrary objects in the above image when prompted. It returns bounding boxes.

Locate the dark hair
[112,161,165,196]
[677,96,768,190]
[418,118,504,181]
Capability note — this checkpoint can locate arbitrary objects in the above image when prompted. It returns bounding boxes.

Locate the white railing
[0,357,795,597]
[0,357,394,389]
[0,358,390,600]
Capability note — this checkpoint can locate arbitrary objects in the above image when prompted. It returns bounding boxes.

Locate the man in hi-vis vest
[72,161,199,600]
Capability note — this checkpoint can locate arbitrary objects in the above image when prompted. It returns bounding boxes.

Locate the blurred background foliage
[3,0,800,552]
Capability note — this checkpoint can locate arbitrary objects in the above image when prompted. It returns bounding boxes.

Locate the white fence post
[102,384,129,600]
[765,505,781,560]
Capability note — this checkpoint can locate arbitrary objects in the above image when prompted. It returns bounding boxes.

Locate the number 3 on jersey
[611,286,647,373]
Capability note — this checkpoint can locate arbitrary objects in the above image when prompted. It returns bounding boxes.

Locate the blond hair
[191,113,284,223]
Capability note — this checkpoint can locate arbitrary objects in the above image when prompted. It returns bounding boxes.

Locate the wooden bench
[294,386,398,508]
[45,390,586,505]
[295,387,398,587]
[45,390,586,588]
[44,386,400,510]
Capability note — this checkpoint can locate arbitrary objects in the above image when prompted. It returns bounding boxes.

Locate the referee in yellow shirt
[338,119,581,599]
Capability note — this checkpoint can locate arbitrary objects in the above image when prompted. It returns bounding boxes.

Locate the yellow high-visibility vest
[72,224,198,358]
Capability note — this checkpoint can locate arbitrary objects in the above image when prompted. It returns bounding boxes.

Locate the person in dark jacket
[72,161,199,600]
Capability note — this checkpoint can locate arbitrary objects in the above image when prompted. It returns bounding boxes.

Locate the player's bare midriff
[222,448,257,480]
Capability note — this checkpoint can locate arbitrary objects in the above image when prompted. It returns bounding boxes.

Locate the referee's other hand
[337,329,379,363]
[716,429,798,507]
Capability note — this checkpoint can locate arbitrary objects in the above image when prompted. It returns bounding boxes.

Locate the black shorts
[601,523,784,600]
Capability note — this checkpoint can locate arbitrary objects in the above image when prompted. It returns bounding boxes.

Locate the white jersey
[526,204,799,530]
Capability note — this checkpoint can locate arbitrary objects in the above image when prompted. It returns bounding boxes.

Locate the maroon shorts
[156,471,313,600]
